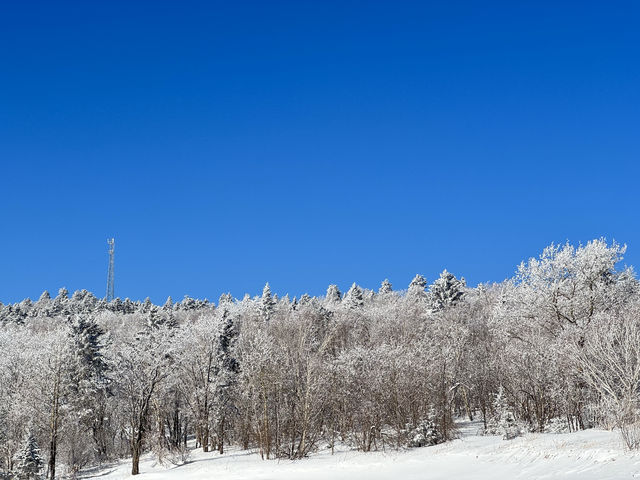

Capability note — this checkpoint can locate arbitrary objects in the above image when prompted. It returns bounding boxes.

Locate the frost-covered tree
[66,315,110,460]
[162,296,173,311]
[378,279,393,295]
[260,283,275,321]
[513,239,635,330]
[218,293,233,305]
[111,325,173,475]
[35,292,51,317]
[325,285,342,304]
[408,408,444,447]
[407,274,427,301]
[428,270,466,311]
[299,293,312,306]
[211,308,240,454]
[141,297,152,313]
[573,300,640,448]
[344,283,364,309]
[485,386,521,440]
[13,430,44,480]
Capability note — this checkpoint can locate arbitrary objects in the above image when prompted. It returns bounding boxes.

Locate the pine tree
[407,408,444,447]
[180,296,198,311]
[162,296,173,311]
[110,297,123,313]
[326,285,342,304]
[260,283,275,321]
[407,274,428,301]
[13,430,44,480]
[344,283,364,309]
[486,386,521,440]
[122,298,135,314]
[139,297,151,313]
[147,306,177,330]
[67,315,111,459]
[379,279,393,294]
[218,293,233,306]
[299,293,312,306]
[428,270,466,311]
[213,309,241,453]
[51,288,69,316]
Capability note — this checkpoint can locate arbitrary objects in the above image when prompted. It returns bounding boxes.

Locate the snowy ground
[82,422,640,480]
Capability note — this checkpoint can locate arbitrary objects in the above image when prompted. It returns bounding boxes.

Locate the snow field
[84,427,640,480]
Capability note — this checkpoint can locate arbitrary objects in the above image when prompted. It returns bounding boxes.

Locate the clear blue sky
[1,1,638,304]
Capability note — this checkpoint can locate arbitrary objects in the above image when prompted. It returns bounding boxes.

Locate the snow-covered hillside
[83,426,640,480]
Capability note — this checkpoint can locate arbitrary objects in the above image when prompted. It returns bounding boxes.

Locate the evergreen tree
[141,297,152,314]
[407,408,444,447]
[379,279,393,294]
[122,298,135,314]
[67,315,111,458]
[110,297,123,313]
[344,283,364,309]
[326,285,342,304]
[147,306,177,330]
[162,296,173,311]
[13,430,44,480]
[299,293,312,306]
[429,270,466,311]
[486,386,522,440]
[180,296,198,311]
[407,274,428,301]
[51,288,69,316]
[260,283,275,321]
[218,293,233,306]
[71,290,85,303]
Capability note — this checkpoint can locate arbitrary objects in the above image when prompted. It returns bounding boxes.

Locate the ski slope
[83,423,640,480]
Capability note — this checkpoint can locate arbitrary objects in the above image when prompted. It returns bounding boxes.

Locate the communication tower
[106,238,115,302]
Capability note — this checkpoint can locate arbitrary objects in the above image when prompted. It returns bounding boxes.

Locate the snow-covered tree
[260,283,275,321]
[325,284,342,304]
[66,315,110,459]
[344,283,364,309]
[162,296,173,311]
[428,270,466,311]
[13,430,44,480]
[218,293,233,305]
[488,387,522,440]
[111,324,173,475]
[378,279,393,295]
[407,274,427,301]
[408,408,444,447]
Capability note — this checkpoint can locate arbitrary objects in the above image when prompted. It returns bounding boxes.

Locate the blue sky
[1,1,639,304]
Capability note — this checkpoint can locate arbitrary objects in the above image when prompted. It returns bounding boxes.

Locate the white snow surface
[82,422,640,480]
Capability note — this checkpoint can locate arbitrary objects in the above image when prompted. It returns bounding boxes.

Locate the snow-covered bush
[408,410,444,448]
[544,417,571,434]
[485,387,523,440]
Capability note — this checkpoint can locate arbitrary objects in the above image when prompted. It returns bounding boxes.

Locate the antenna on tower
[106,238,115,302]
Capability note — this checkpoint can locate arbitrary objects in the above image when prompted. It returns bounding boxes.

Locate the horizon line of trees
[2,238,640,479]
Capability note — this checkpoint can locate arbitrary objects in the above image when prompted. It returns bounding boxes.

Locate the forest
[1,238,639,479]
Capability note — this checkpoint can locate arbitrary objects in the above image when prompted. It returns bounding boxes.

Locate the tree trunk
[131,443,140,476]
[48,365,61,480]
[202,423,209,452]
[218,417,225,454]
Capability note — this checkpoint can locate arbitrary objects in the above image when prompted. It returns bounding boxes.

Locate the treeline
[0,289,208,325]
[1,239,639,479]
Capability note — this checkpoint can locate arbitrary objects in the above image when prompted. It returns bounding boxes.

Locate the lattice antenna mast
[106,238,115,302]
